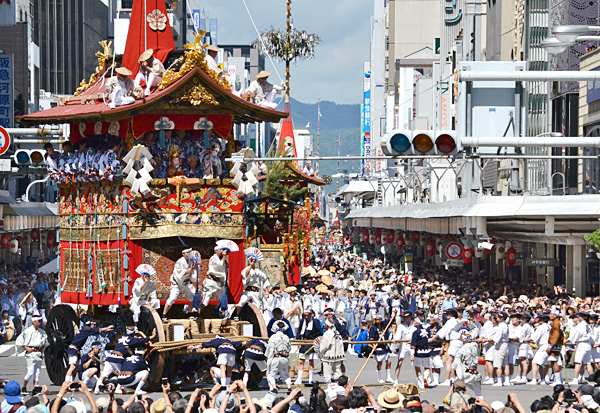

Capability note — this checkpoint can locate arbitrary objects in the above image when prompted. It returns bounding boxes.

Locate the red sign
[445,242,463,260]
[0,126,10,156]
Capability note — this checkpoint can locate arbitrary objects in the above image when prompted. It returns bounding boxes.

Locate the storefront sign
[587,67,600,104]
[0,55,13,128]
[524,257,557,267]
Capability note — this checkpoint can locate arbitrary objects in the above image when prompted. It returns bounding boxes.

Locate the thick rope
[240,0,284,84]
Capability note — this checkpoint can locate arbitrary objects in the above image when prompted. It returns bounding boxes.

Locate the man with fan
[201,243,232,309]
[233,248,269,316]
[163,248,199,321]
[130,264,160,326]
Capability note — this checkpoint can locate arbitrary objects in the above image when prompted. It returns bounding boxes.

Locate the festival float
[18,0,289,387]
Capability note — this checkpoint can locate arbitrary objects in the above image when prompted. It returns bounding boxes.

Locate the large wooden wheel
[238,303,268,338]
[138,305,166,388]
[45,304,79,385]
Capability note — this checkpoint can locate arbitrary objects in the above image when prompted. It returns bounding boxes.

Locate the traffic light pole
[227,154,600,162]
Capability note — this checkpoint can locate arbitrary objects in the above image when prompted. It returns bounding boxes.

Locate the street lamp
[553,25,600,43]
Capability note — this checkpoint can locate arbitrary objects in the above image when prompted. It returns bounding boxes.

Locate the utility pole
[337,134,341,192]
[316,98,321,174]
[285,0,291,103]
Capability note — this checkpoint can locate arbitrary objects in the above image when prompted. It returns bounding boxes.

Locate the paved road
[0,342,569,409]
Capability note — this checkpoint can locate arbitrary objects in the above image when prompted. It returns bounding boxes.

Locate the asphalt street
[0,342,569,409]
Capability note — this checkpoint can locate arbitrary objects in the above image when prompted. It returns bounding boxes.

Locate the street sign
[524,257,557,267]
[0,125,9,155]
[192,10,200,33]
[445,242,463,260]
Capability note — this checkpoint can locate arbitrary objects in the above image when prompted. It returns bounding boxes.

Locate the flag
[305,121,310,128]
[122,0,176,79]
[276,102,298,158]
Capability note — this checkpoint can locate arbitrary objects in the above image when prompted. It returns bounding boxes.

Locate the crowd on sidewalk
[7,244,600,413]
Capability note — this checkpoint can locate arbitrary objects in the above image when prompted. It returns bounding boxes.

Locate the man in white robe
[202,246,228,307]
[16,313,48,393]
[163,248,198,320]
[130,264,160,324]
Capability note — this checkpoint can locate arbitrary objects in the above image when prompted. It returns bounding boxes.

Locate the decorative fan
[230,148,260,196]
[135,264,156,277]
[216,239,239,252]
[190,250,201,264]
[244,247,264,262]
[123,145,154,196]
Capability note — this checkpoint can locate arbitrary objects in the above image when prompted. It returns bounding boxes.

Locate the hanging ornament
[47,232,56,249]
[0,235,8,249]
[16,236,23,248]
[412,232,420,243]
[9,239,18,253]
[230,148,260,196]
[123,144,154,196]
[397,235,405,249]
[386,230,395,244]
[463,248,474,264]
[375,229,382,245]
[506,248,517,266]
[426,239,436,256]
[31,229,39,241]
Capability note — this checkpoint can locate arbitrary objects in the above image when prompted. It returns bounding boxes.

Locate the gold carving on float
[74,40,112,96]
[174,82,219,106]
[158,31,232,91]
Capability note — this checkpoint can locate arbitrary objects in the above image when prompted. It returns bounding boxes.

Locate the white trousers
[82,368,98,389]
[166,283,196,307]
[134,72,161,90]
[323,361,343,384]
[24,364,41,382]
[108,87,135,109]
[130,298,160,322]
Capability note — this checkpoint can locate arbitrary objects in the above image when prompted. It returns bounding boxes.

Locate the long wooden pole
[285,0,291,103]
[352,313,396,385]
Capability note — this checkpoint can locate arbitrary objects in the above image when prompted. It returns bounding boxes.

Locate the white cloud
[192,0,372,104]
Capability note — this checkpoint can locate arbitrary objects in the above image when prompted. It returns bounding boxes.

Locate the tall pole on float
[285,0,291,103]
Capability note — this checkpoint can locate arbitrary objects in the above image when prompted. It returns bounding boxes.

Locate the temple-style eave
[18,66,288,126]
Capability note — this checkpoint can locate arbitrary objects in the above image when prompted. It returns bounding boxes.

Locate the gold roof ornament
[159,31,232,91]
[74,40,112,96]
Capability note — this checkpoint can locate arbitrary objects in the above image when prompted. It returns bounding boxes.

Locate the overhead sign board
[0,55,13,128]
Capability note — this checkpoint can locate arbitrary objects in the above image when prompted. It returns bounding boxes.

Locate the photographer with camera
[51,381,99,413]
[552,385,589,413]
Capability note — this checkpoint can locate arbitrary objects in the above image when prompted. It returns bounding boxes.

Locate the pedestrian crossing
[0,343,24,357]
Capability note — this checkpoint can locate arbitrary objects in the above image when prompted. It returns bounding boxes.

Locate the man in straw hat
[130,264,160,326]
[135,49,166,96]
[106,67,142,108]
[204,44,224,77]
[245,71,286,109]
[15,312,47,394]
[163,248,198,321]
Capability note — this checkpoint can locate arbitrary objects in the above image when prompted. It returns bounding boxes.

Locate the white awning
[3,202,58,231]
[338,181,376,195]
[345,195,600,220]
[38,257,59,274]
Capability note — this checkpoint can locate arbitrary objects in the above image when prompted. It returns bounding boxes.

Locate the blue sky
[191,0,372,105]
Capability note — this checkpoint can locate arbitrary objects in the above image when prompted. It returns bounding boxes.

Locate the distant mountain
[286,98,362,194]
[289,98,360,130]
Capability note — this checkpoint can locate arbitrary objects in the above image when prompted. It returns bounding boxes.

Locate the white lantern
[496,242,506,260]
[9,239,18,253]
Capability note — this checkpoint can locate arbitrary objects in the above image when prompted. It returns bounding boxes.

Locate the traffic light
[14,149,45,166]
[381,130,460,156]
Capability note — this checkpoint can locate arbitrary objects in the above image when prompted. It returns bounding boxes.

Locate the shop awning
[345,195,600,220]
[3,202,58,231]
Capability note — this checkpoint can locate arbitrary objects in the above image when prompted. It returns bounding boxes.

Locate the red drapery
[130,114,233,140]
[59,239,143,306]
[227,242,245,304]
[122,0,175,78]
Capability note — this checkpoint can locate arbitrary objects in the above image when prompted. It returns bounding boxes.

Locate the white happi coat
[16,325,48,367]
[203,254,226,299]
